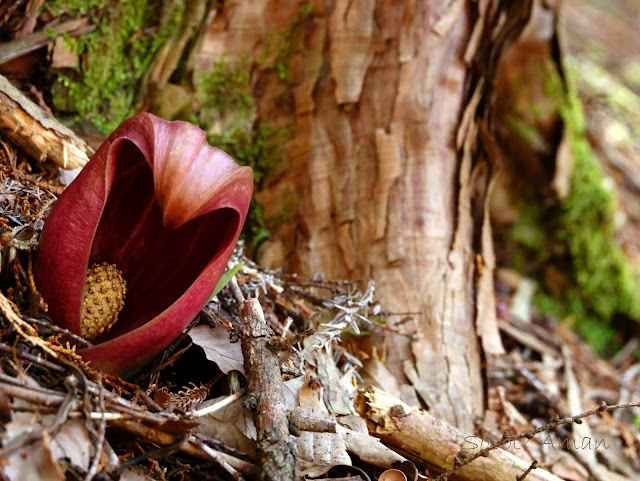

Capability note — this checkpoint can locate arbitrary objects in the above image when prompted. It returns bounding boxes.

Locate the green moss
[44,0,107,16]
[556,85,640,322]
[50,1,184,133]
[534,290,617,355]
[505,59,640,354]
[260,1,312,83]
[206,125,288,248]
[191,55,294,249]
[196,59,254,120]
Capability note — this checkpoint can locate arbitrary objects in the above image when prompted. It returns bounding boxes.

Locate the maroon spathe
[35,113,253,376]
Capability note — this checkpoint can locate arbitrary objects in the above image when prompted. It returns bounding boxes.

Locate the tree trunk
[196,0,532,430]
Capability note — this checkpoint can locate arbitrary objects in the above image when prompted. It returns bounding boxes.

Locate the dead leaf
[308,344,354,415]
[297,429,351,477]
[2,415,91,481]
[120,466,157,480]
[195,375,303,459]
[50,36,78,69]
[190,325,244,374]
[2,430,65,481]
[195,395,257,456]
[336,414,368,433]
[338,424,406,468]
[299,375,322,409]
[359,359,405,400]
[283,376,305,410]
[295,378,351,476]
[49,419,92,467]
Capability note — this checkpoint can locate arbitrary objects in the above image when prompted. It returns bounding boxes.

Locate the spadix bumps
[80,263,126,340]
[35,113,252,376]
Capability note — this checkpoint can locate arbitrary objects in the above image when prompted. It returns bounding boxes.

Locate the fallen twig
[358,386,640,481]
[0,74,91,169]
[357,386,564,481]
[0,18,93,66]
[0,291,58,356]
[239,298,297,481]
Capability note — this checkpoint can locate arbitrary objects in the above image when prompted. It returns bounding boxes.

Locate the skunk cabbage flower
[35,113,252,376]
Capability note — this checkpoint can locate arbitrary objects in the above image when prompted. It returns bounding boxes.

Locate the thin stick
[84,375,106,481]
[432,400,640,481]
[190,392,242,417]
[229,275,246,304]
[0,291,57,356]
[239,298,296,481]
[191,439,246,481]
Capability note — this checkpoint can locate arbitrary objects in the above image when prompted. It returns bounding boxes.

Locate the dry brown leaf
[297,428,351,477]
[49,419,92,467]
[194,374,303,457]
[283,376,305,410]
[2,431,65,481]
[190,325,244,374]
[2,416,91,481]
[50,36,78,69]
[309,345,354,415]
[120,466,157,481]
[195,395,257,455]
[338,425,406,468]
[296,379,351,477]
[359,358,405,400]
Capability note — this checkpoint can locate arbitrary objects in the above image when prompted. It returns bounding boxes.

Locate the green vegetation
[195,59,254,119]
[45,0,107,16]
[558,87,640,321]
[260,1,312,83]
[210,261,244,301]
[207,126,287,248]
[194,59,289,249]
[541,82,640,352]
[48,0,184,133]
[507,60,640,354]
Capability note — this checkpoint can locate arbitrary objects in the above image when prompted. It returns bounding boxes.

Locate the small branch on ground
[358,386,640,481]
[0,74,91,169]
[239,298,297,481]
[357,386,563,481]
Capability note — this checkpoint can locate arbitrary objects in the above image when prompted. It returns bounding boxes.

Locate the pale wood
[356,386,565,481]
[0,74,91,169]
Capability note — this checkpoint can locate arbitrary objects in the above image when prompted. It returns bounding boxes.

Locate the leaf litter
[0,83,638,481]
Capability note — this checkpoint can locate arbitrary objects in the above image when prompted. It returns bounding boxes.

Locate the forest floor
[0,2,639,481]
